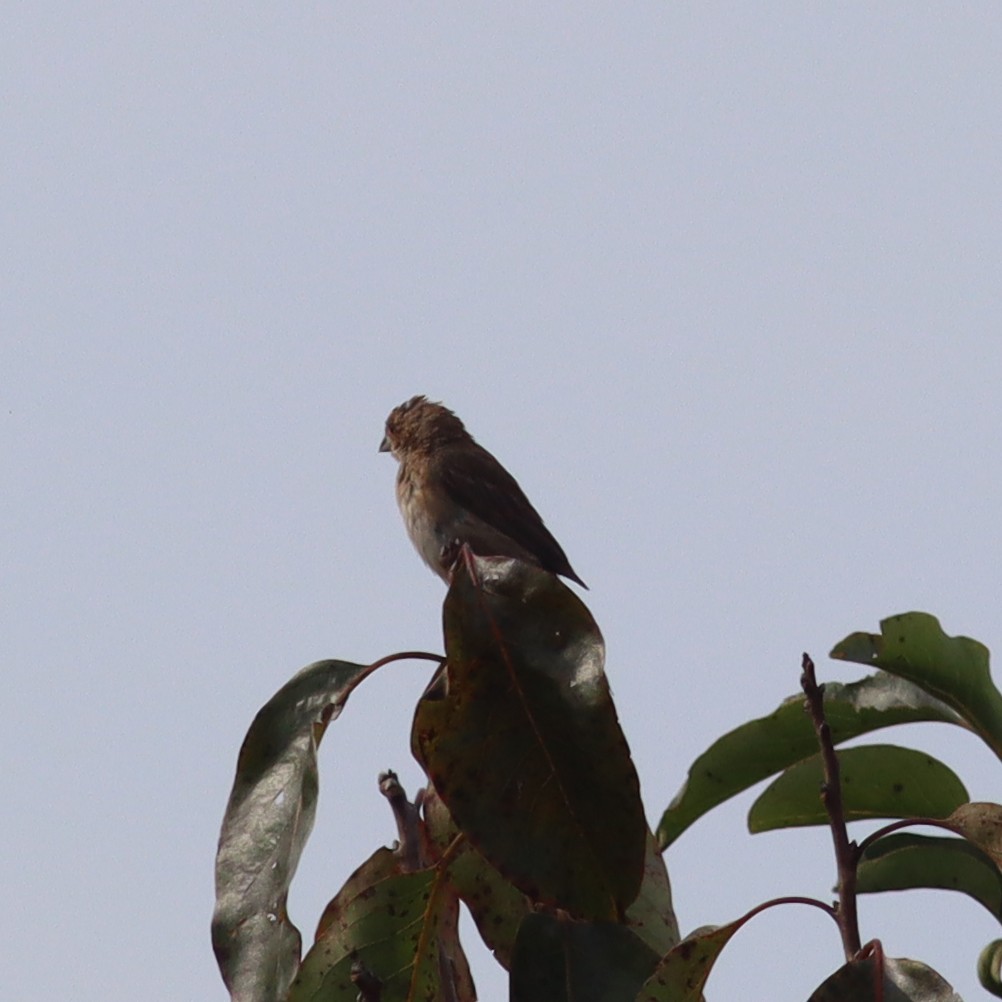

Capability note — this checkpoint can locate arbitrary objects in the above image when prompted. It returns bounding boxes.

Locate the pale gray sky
[4,5,1002,1000]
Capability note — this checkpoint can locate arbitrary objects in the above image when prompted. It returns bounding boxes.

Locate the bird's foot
[442,540,483,588]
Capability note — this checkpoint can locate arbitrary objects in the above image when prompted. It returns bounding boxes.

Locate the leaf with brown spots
[412,556,646,921]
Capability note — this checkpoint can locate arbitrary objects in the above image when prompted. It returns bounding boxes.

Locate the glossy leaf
[510,913,659,1002]
[288,849,474,1002]
[657,673,963,849]
[412,555,646,920]
[808,951,961,1001]
[212,659,377,1002]
[857,833,1002,920]
[749,744,968,832]
[831,611,1002,759]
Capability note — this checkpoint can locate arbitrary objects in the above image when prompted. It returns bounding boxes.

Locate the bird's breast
[396,470,453,574]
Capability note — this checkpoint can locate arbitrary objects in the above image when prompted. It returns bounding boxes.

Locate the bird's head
[379,395,469,458]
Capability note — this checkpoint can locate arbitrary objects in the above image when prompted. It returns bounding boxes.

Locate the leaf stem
[367,651,445,671]
[855,816,958,859]
[745,895,840,924]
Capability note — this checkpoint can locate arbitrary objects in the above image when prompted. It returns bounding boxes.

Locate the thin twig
[378,771,424,872]
[801,652,862,959]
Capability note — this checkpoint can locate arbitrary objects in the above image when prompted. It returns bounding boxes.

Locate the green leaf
[510,913,659,1002]
[748,745,968,832]
[636,918,746,1001]
[288,856,475,1002]
[412,555,646,921]
[857,833,1002,920]
[421,784,530,970]
[212,659,377,1002]
[313,846,403,941]
[656,673,963,849]
[807,951,962,1001]
[424,787,679,971]
[831,612,1002,759]
[624,832,681,957]
[638,899,836,1001]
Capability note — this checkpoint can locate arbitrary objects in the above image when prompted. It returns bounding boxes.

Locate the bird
[379,395,586,587]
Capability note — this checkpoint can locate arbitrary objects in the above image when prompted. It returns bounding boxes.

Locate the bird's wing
[436,443,585,586]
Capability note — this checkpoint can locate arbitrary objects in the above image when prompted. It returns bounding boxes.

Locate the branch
[378,770,424,872]
[801,652,862,959]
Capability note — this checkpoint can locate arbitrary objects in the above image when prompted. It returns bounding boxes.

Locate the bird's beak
[378,435,391,453]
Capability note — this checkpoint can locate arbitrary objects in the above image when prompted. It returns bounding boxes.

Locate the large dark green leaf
[807,951,961,1001]
[657,673,963,849]
[212,659,377,1002]
[423,787,680,972]
[510,913,659,1002]
[749,744,968,832]
[831,612,1002,759]
[857,832,1002,920]
[287,852,474,1002]
[412,556,646,921]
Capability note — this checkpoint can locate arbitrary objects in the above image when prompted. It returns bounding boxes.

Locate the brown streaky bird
[379,396,586,588]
